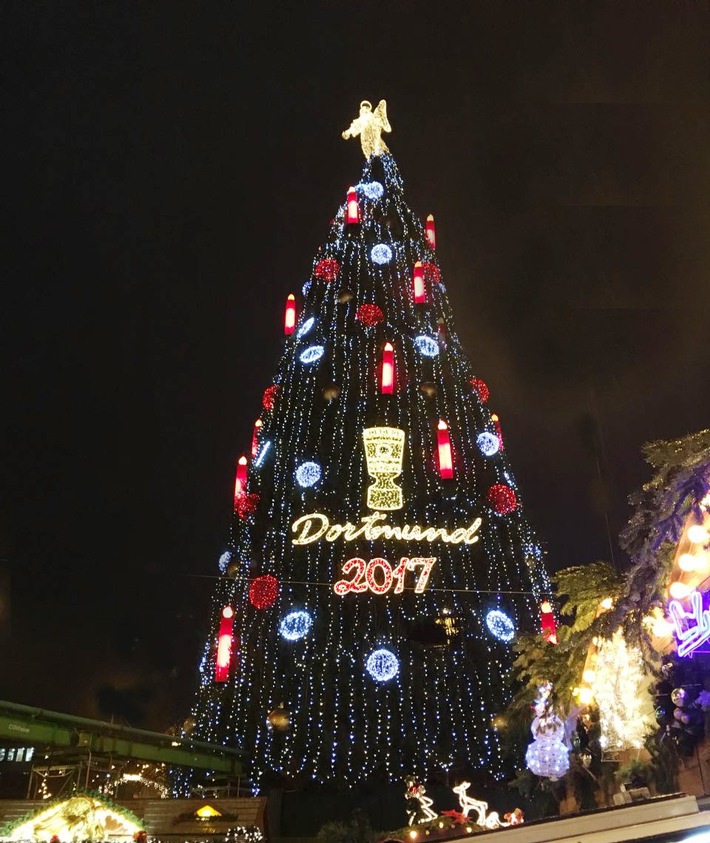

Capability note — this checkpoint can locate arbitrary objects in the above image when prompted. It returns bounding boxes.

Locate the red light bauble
[236,492,260,519]
[470,377,490,403]
[355,304,384,326]
[314,258,340,282]
[487,484,517,514]
[262,384,280,412]
[249,574,279,610]
[421,262,440,284]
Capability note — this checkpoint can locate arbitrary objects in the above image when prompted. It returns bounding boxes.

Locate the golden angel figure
[342,99,391,158]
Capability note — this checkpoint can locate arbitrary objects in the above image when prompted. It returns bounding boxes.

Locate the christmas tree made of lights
[185,101,552,792]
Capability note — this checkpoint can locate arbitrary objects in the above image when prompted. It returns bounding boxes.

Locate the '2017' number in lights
[334,557,436,596]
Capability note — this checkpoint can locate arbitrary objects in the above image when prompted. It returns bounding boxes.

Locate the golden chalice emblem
[362,427,405,511]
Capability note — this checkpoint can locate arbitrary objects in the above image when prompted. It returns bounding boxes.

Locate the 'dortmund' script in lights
[291,511,483,546]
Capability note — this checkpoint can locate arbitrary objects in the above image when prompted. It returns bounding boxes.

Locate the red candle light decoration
[234,455,248,506]
[346,186,359,224]
[381,342,395,394]
[284,293,296,335]
[412,261,426,303]
[215,605,235,682]
[437,419,454,480]
[491,413,504,450]
[540,600,558,645]
[251,419,262,457]
[425,214,436,250]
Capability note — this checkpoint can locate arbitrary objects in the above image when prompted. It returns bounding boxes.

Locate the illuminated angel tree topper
[182,101,552,792]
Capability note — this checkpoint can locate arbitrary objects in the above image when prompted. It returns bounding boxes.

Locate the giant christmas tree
[184,101,552,793]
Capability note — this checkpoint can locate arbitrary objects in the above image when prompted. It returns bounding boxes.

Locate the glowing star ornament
[525,683,570,781]
[381,342,395,394]
[477,431,500,457]
[295,461,322,488]
[342,99,391,158]
[215,606,235,683]
[362,426,405,510]
[437,420,454,480]
[412,261,426,303]
[425,214,436,249]
[371,243,393,264]
[279,610,313,641]
[249,575,279,610]
[486,609,516,643]
[346,186,360,224]
[284,294,296,335]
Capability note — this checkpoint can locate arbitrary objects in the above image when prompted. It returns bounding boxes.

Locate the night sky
[2,2,709,731]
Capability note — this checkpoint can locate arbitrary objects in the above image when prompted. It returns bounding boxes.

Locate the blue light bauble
[358,181,384,200]
[486,609,516,643]
[296,316,315,338]
[370,244,393,265]
[254,441,272,468]
[279,610,313,642]
[295,461,322,488]
[218,551,231,573]
[477,432,500,456]
[365,648,399,682]
[299,345,324,364]
[302,280,311,296]
[414,335,439,357]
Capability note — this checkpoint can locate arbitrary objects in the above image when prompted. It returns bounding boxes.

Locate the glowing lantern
[412,261,426,303]
[540,600,557,644]
[679,553,698,572]
[437,420,454,480]
[233,456,248,506]
[346,186,359,224]
[425,214,436,249]
[381,342,394,394]
[284,293,296,335]
[215,605,235,683]
[688,525,710,545]
[251,419,262,457]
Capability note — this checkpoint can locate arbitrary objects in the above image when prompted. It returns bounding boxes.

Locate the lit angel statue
[342,100,391,158]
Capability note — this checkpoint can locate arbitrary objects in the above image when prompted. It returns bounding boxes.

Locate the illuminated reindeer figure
[452,781,489,827]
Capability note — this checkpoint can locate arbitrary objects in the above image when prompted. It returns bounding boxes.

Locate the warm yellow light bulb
[688,525,710,544]
[579,687,594,705]
[600,597,613,610]
[582,669,596,683]
[679,553,697,572]
[669,581,691,599]
[652,617,673,637]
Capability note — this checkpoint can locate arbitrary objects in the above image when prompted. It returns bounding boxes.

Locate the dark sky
[2,2,709,730]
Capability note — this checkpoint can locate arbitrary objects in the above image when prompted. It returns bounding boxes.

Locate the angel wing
[374,99,391,133]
